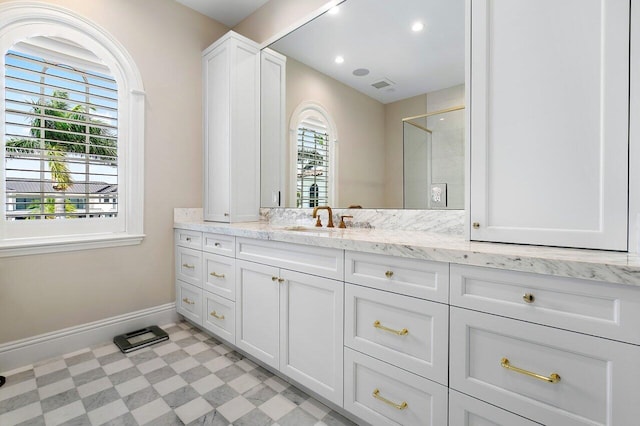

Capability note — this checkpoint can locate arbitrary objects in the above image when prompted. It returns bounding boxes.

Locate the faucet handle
[315,216,322,227]
[339,215,354,228]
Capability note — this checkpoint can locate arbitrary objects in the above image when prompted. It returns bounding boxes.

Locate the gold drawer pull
[372,388,408,410]
[214,242,221,247]
[501,358,560,383]
[272,276,278,281]
[210,272,226,278]
[523,293,535,303]
[182,297,195,305]
[373,320,408,336]
[182,263,195,269]
[385,270,394,278]
[210,311,225,320]
[271,276,285,283]
[185,237,191,242]
[278,277,285,283]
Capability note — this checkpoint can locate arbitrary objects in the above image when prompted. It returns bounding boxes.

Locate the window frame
[289,101,338,208]
[0,2,145,257]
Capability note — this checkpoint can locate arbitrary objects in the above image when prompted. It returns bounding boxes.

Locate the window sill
[0,233,145,258]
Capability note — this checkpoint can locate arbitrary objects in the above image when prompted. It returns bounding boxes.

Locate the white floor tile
[169,330,191,341]
[213,344,231,355]
[131,397,171,425]
[153,375,188,396]
[203,355,232,373]
[92,343,119,358]
[174,397,214,424]
[191,374,224,395]
[87,399,128,425]
[217,395,255,423]
[236,359,258,372]
[34,359,66,377]
[44,400,85,426]
[38,377,75,400]
[136,357,167,374]
[0,378,36,402]
[0,401,42,425]
[300,398,332,419]
[183,341,209,356]
[115,375,150,397]
[228,373,261,394]
[259,394,297,421]
[153,342,180,357]
[102,358,133,375]
[170,356,199,374]
[77,377,113,399]
[68,359,100,377]
[264,376,289,393]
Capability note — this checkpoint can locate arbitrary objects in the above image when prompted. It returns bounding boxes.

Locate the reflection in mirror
[261,0,465,209]
[403,107,465,209]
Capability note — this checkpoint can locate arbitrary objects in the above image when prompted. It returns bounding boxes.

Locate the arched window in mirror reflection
[291,102,337,208]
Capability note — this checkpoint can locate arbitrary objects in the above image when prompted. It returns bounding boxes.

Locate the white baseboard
[0,303,178,373]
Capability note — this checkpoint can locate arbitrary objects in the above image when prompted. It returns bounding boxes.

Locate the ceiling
[270,0,465,104]
[175,0,269,27]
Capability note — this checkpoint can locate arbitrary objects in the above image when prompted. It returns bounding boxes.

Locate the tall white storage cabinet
[203,32,260,222]
[469,0,630,250]
[260,48,286,207]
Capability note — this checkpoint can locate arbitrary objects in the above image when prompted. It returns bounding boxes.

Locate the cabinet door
[449,390,542,426]
[470,0,629,250]
[203,41,231,222]
[235,260,280,369]
[279,270,343,406]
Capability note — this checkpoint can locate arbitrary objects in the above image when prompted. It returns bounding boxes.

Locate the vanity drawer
[176,280,202,325]
[450,307,640,426]
[450,264,640,344]
[449,390,542,426]
[203,232,236,257]
[344,348,447,426]
[175,229,202,250]
[345,251,449,303]
[203,253,236,301]
[236,237,343,280]
[202,291,235,345]
[175,246,202,287]
[345,284,448,384]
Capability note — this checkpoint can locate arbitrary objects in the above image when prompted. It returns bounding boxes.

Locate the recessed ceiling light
[412,22,425,32]
[328,6,339,15]
[334,55,344,64]
[353,68,370,77]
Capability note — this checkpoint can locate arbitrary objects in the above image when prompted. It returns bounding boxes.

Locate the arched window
[0,3,145,255]
[290,101,337,208]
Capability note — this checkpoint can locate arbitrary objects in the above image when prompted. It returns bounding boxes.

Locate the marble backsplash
[175,208,465,235]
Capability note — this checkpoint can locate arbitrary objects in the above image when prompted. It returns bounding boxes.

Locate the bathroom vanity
[173,220,640,425]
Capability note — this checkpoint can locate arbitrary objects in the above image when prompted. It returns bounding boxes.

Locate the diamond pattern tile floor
[0,322,358,426]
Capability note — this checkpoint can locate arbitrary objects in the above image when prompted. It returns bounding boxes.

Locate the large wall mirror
[260,0,465,209]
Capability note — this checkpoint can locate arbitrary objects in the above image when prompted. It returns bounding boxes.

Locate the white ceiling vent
[371,78,395,90]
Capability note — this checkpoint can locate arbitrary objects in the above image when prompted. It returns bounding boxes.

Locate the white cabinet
[202,31,260,222]
[235,245,344,406]
[260,48,286,207]
[469,0,630,250]
[449,390,542,426]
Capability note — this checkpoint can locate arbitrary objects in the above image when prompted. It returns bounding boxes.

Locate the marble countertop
[174,220,640,287]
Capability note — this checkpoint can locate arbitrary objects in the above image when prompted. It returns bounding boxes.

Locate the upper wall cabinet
[469,0,629,250]
[203,32,260,222]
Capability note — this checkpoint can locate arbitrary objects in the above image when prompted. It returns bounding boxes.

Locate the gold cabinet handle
[210,272,226,278]
[523,293,535,303]
[182,297,195,305]
[278,278,285,283]
[372,388,408,410]
[210,311,225,320]
[373,320,408,336]
[501,358,560,383]
[385,270,394,278]
[271,276,278,281]
[182,263,195,269]
[473,222,480,229]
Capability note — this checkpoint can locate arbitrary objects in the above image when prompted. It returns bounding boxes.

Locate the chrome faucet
[312,206,334,228]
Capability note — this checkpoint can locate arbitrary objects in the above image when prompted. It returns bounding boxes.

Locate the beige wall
[234,0,331,44]
[0,0,228,343]
[285,58,386,208]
